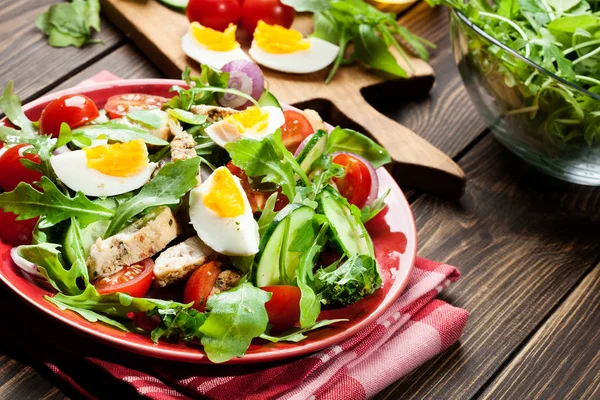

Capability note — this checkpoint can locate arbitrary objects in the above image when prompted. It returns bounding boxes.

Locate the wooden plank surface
[376,136,600,399]
[481,263,600,400]
[0,0,123,101]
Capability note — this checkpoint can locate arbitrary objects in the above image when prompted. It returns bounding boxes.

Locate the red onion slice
[10,247,44,278]
[293,133,314,158]
[219,60,265,110]
[331,152,379,208]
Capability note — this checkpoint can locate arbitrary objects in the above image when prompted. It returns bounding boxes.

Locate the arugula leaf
[296,223,329,327]
[18,243,85,295]
[354,24,408,78]
[167,66,230,110]
[73,123,169,146]
[361,188,390,223]
[315,254,382,306]
[20,135,59,179]
[258,192,279,236]
[325,127,391,168]
[104,157,201,236]
[0,177,114,226]
[148,307,207,342]
[126,109,164,129]
[199,283,271,363]
[260,319,347,342]
[0,81,36,139]
[226,131,307,201]
[56,122,92,148]
[36,0,102,48]
[166,108,208,125]
[281,0,330,12]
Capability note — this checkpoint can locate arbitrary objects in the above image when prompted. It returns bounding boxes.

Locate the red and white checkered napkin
[42,72,468,399]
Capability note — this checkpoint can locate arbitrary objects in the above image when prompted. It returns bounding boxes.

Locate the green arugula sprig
[36,0,102,48]
[283,0,435,83]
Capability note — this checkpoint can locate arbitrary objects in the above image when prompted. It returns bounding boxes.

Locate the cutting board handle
[331,95,466,199]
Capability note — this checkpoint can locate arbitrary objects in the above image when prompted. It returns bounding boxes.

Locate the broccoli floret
[315,255,382,306]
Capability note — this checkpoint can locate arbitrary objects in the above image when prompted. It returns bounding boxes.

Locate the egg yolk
[254,21,311,54]
[203,168,245,218]
[84,139,149,177]
[225,106,269,133]
[191,22,238,52]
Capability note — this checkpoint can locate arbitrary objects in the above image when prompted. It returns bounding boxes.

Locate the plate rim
[0,79,417,364]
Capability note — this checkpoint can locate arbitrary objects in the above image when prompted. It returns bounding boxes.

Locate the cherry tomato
[0,144,42,192]
[104,93,168,119]
[332,153,373,209]
[226,162,288,212]
[184,261,222,312]
[241,0,295,34]
[261,286,301,331]
[39,94,100,137]
[94,258,154,297]
[0,209,38,246]
[186,0,242,32]
[280,110,314,154]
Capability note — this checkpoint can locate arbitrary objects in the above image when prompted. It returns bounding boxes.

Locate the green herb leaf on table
[0,177,114,227]
[36,0,102,48]
[199,283,271,363]
[354,24,408,78]
[104,157,202,236]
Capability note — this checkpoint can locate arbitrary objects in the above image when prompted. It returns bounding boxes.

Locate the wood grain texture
[481,263,600,400]
[100,0,466,198]
[376,135,600,400]
[0,0,123,102]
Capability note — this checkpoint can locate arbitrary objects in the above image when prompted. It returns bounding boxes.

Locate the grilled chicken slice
[210,269,243,296]
[86,207,181,279]
[153,236,217,287]
[170,131,197,162]
[190,105,239,123]
[303,109,327,132]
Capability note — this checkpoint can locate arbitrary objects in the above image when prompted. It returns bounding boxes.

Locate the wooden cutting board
[100,0,465,198]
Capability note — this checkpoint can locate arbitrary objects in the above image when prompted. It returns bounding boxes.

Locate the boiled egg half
[204,105,285,148]
[182,22,250,69]
[50,139,156,197]
[189,166,259,256]
[249,21,340,74]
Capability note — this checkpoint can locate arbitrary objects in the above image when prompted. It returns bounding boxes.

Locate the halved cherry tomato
[187,0,242,32]
[39,94,100,137]
[241,0,295,34]
[226,161,288,212]
[281,110,314,153]
[261,286,301,331]
[0,144,42,192]
[104,93,168,119]
[94,258,154,297]
[0,209,38,246]
[332,153,373,208]
[184,261,222,312]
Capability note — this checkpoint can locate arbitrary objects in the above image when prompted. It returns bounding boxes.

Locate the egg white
[181,33,251,70]
[249,37,340,74]
[204,106,285,148]
[189,167,259,256]
[50,150,156,197]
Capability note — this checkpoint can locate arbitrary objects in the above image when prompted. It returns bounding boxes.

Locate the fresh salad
[0,60,392,363]
[431,0,600,147]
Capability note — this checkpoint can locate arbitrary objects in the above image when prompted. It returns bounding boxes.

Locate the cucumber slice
[254,206,315,286]
[319,188,373,257]
[296,129,328,174]
[63,220,109,265]
[258,90,282,109]
[158,0,188,10]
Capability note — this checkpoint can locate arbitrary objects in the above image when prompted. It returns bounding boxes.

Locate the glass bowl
[450,10,600,185]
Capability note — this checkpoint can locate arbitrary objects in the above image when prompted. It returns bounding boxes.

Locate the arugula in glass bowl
[431,0,600,184]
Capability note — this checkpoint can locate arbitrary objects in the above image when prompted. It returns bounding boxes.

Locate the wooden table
[1,1,599,399]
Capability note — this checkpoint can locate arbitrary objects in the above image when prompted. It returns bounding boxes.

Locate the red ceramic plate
[0,79,417,363]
